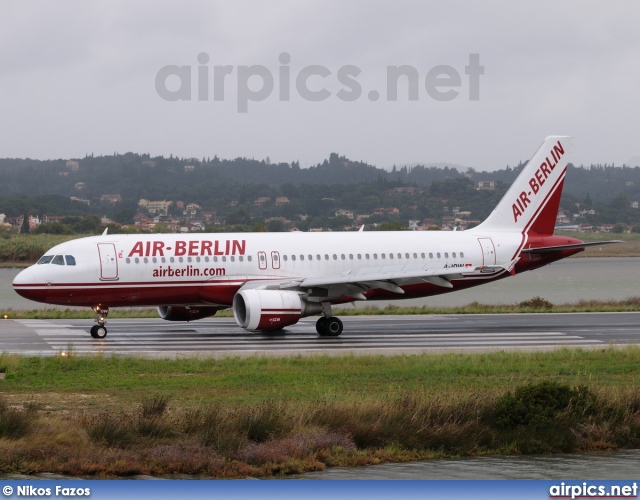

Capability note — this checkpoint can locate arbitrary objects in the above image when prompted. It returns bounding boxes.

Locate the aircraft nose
[12,268,37,300]
[13,268,35,286]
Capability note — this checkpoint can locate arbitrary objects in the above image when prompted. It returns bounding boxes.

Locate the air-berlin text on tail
[512,140,565,223]
[128,239,246,258]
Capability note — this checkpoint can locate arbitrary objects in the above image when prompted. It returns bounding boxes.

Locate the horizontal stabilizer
[521,240,624,255]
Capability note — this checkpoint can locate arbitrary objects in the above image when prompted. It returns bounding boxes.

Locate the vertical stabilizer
[475,136,572,235]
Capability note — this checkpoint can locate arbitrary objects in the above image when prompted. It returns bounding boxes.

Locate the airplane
[13,136,621,339]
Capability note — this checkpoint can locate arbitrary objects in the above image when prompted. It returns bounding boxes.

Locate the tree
[20,213,29,234]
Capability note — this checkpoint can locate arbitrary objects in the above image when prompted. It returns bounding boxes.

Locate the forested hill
[0,152,465,200]
[1,152,639,203]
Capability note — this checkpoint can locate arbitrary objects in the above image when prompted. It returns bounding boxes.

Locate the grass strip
[0,348,639,477]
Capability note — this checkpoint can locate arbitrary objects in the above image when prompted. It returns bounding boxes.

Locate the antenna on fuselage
[102,227,108,236]
[359,225,365,232]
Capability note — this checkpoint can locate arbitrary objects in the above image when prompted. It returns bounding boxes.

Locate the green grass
[1,348,640,408]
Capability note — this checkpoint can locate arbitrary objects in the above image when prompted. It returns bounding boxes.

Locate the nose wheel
[90,305,109,339]
[90,325,107,339]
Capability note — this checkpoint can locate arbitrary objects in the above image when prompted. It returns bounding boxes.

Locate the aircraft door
[271,251,281,269]
[98,243,119,280]
[258,251,267,270]
[477,238,496,266]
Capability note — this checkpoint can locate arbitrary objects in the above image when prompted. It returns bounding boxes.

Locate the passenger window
[178,257,184,263]
[437,253,441,258]
[373,253,377,259]
[152,257,157,263]
[37,255,54,265]
[333,254,337,260]
[429,253,433,258]
[135,258,140,264]
[196,257,201,263]
[187,257,192,263]
[126,258,131,264]
[239,256,244,262]
[405,253,410,259]
[283,255,288,261]
[204,256,209,262]
[421,253,425,258]
[292,255,296,261]
[413,253,417,259]
[65,255,76,266]
[389,253,393,259]
[452,252,456,258]
[222,256,227,262]
[230,256,235,262]
[144,257,149,264]
[325,254,329,260]
[460,252,464,258]
[365,253,370,259]
[381,254,386,259]
[341,254,345,260]
[248,256,252,262]
[444,253,448,258]
[162,257,167,263]
[52,255,65,265]
[309,255,313,261]
[170,257,175,263]
[349,254,353,260]
[300,255,304,261]
[316,254,321,260]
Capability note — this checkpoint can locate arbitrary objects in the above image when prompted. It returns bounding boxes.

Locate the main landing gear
[315,302,343,337]
[90,305,109,339]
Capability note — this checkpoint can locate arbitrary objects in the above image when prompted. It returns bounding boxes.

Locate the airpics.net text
[155,52,484,112]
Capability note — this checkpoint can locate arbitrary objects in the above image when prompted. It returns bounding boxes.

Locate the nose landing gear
[90,306,109,339]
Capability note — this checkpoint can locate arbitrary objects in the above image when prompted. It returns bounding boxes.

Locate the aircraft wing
[241,259,518,300]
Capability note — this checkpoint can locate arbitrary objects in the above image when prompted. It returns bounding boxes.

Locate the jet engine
[232,289,323,331]
[157,305,220,322]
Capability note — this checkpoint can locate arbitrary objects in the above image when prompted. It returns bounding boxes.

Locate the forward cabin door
[98,243,119,280]
[477,238,496,266]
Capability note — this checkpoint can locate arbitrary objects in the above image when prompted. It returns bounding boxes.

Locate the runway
[1,312,639,357]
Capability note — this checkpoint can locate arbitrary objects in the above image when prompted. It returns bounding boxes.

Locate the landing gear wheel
[90,325,107,339]
[315,317,328,335]
[317,316,343,337]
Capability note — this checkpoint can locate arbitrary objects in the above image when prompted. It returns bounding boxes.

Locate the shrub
[140,395,170,419]
[493,381,597,429]
[81,412,135,447]
[518,297,554,309]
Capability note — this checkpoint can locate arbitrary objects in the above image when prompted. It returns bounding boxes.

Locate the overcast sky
[1,1,639,171]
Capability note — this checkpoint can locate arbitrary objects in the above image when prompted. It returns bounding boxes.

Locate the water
[3,257,639,310]
[292,450,640,479]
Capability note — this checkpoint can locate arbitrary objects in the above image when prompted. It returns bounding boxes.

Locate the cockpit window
[37,255,54,265]
[51,255,65,265]
[65,255,76,266]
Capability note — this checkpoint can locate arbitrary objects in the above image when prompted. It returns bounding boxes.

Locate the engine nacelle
[233,289,322,331]
[157,305,220,322]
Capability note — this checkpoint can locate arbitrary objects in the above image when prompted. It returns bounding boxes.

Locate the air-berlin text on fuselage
[512,140,565,223]
[128,239,246,258]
